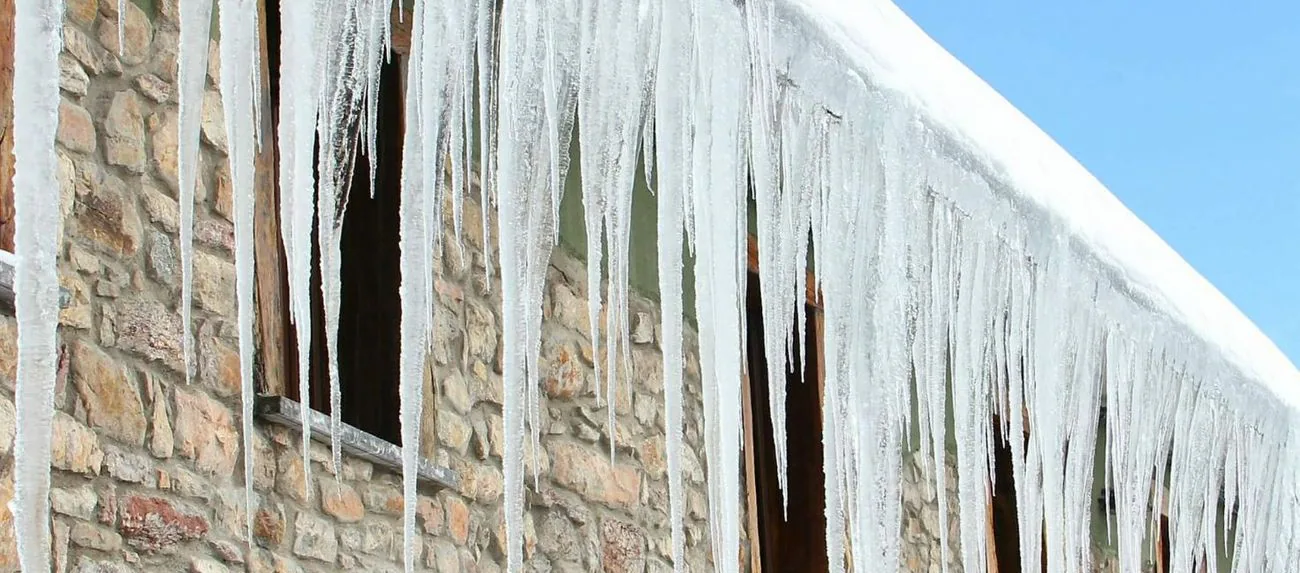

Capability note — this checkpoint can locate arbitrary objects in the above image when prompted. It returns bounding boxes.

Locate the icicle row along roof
[787,0,1300,406]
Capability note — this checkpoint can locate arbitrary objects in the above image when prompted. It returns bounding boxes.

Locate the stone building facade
[0,2,1154,573]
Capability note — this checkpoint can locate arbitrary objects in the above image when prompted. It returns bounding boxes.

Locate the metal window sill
[255,395,458,490]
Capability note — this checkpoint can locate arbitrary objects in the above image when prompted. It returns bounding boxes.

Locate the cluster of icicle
[9,0,1300,572]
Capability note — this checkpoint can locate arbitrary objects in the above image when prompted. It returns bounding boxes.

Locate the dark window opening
[304,54,405,445]
[990,425,1029,573]
[745,273,828,573]
[266,0,406,445]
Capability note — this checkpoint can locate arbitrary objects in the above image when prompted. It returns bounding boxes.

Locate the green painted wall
[554,144,698,319]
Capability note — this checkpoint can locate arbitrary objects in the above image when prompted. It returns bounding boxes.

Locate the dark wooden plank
[390,5,411,55]
[253,0,289,396]
[0,0,15,251]
[741,370,764,573]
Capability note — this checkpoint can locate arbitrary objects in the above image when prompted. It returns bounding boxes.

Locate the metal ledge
[255,395,458,490]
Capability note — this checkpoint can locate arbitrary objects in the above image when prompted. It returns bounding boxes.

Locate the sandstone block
[72,340,147,445]
[105,90,147,171]
[58,100,97,154]
[253,500,286,547]
[150,110,180,190]
[0,396,13,456]
[548,441,641,510]
[445,496,470,545]
[52,411,105,474]
[115,298,183,370]
[172,387,239,478]
[97,0,154,66]
[292,513,338,563]
[70,521,123,552]
[77,174,142,256]
[136,74,173,103]
[60,55,90,96]
[601,519,646,573]
[319,478,364,523]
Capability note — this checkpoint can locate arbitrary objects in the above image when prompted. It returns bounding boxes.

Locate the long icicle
[10,0,65,570]
[397,4,430,570]
[216,0,261,549]
[116,0,126,55]
[655,0,694,567]
[277,0,322,500]
[177,0,214,386]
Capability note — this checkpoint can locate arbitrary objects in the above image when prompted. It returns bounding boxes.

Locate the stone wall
[0,2,1148,573]
[0,4,721,572]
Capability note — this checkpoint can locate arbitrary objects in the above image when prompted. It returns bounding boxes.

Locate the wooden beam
[390,5,411,55]
[0,0,15,251]
[253,0,289,396]
[986,487,1000,573]
[741,372,764,573]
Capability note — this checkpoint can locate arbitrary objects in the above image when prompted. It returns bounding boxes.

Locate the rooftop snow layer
[782,0,1300,412]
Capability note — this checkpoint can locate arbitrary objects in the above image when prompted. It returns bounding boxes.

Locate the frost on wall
[9,1,1300,573]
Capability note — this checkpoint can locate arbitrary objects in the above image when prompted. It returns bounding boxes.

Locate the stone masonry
[0,1,1148,572]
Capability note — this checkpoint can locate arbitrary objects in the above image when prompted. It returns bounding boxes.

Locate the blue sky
[895,0,1300,365]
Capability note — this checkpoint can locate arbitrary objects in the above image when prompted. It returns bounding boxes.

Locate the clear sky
[895,0,1300,365]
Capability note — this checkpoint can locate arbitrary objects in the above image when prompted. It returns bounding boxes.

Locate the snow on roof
[783,0,1300,412]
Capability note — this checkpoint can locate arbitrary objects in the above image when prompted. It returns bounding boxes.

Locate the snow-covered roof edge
[783,0,1300,412]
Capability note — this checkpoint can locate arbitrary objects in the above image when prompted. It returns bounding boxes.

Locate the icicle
[687,3,749,571]
[475,0,498,291]
[746,0,795,516]
[178,0,214,386]
[575,0,657,458]
[315,0,394,483]
[278,0,323,498]
[397,4,430,570]
[9,0,65,570]
[216,0,262,549]
[654,0,695,569]
[494,0,571,568]
[117,0,126,56]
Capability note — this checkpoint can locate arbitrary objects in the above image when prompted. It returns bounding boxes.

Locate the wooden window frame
[247,1,456,488]
[253,2,411,401]
[1,0,15,252]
